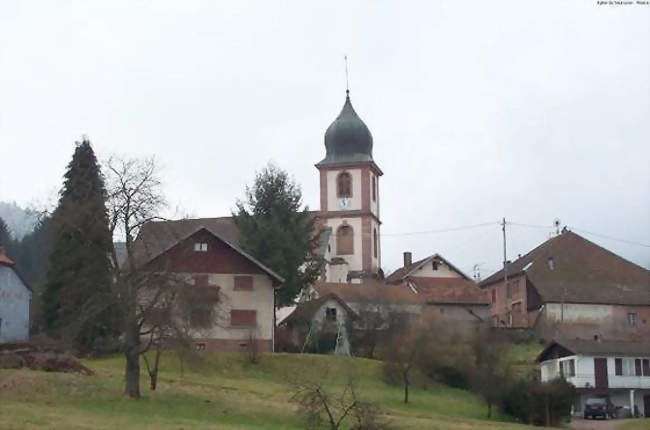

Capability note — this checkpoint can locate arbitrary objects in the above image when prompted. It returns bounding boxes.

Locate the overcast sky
[1,1,649,276]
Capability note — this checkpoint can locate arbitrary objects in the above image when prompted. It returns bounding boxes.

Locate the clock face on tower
[338,198,351,210]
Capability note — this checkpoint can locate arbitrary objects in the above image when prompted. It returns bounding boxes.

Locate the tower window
[373,228,378,258]
[337,172,352,198]
[372,176,376,202]
[336,225,354,255]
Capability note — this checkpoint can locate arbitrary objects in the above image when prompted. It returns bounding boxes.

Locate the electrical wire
[382,221,499,237]
[568,227,650,248]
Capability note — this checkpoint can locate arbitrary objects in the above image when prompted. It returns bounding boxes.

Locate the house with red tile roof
[479,230,650,341]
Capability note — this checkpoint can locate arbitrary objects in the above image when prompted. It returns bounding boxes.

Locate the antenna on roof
[344,55,350,95]
[553,218,561,236]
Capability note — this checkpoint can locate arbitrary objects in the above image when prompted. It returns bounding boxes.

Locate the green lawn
[0,352,538,429]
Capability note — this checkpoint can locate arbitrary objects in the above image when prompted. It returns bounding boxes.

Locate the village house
[134,219,283,352]
[537,339,650,418]
[385,252,490,325]
[479,230,650,341]
[0,248,31,343]
[280,292,358,355]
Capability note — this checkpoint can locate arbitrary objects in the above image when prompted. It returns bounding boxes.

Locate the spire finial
[344,55,350,96]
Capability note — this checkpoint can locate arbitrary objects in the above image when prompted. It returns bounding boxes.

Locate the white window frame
[561,359,575,377]
[194,242,208,252]
[627,313,637,327]
[622,358,635,376]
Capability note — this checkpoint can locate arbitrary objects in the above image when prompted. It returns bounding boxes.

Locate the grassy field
[0,351,538,430]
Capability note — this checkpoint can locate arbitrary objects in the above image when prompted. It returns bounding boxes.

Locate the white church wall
[326,169,362,211]
[327,217,363,272]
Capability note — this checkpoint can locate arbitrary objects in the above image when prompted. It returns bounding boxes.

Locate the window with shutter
[190,308,212,327]
[635,359,642,376]
[230,310,257,327]
[234,276,253,291]
[194,275,209,287]
[615,358,623,376]
[643,359,650,376]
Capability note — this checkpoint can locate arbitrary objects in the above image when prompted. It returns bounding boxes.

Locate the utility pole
[502,217,509,326]
[502,217,508,283]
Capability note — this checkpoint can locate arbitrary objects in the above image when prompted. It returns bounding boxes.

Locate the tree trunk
[403,372,409,404]
[150,346,161,391]
[124,321,140,398]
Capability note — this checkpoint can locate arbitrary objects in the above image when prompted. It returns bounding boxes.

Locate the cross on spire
[344,55,350,95]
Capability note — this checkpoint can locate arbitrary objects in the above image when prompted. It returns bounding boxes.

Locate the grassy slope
[0,352,536,430]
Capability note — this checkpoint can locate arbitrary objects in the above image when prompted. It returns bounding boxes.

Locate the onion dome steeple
[318,90,374,166]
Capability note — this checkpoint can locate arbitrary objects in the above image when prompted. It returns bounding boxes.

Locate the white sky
[1,1,649,276]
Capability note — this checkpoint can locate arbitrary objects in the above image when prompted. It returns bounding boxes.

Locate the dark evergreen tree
[232,163,321,307]
[42,138,119,351]
[15,216,54,333]
[0,216,12,249]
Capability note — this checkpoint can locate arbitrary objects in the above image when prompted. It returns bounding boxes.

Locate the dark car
[584,397,617,420]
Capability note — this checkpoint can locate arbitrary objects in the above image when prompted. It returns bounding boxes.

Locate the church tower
[317,90,382,283]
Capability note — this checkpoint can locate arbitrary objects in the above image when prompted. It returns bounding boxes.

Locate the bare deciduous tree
[290,374,390,430]
[105,155,224,398]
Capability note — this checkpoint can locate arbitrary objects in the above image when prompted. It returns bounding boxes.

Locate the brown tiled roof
[282,293,358,326]
[0,250,15,266]
[409,277,490,305]
[133,212,328,269]
[385,253,470,283]
[134,217,239,265]
[314,280,423,305]
[479,231,650,306]
[537,339,650,362]
[133,218,284,283]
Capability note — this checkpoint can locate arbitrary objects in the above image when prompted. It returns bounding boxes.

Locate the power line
[382,221,498,237]
[568,227,650,248]
[508,221,553,230]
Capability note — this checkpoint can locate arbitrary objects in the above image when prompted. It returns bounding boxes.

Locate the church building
[316,90,383,284]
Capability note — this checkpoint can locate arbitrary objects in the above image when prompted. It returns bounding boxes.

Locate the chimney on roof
[403,252,412,267]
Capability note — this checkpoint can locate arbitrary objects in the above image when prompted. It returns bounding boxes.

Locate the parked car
[584,397,617,420]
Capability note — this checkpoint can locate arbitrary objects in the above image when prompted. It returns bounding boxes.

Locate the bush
[501,380,532,423]
[501,378,576,426]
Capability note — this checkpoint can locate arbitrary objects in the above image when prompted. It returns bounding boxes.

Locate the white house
[0,249,31,343]
[537,339,650,418]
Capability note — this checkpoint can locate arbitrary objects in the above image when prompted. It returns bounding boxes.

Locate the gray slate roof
[317,91,374,166]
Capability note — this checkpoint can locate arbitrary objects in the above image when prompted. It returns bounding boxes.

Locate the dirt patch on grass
[0,343,93,375]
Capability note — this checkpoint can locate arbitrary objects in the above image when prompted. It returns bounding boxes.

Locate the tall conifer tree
[233,163,321,307]
[42,138,118,351]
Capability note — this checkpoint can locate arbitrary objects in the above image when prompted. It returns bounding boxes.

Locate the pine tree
[42,138,119,351]
[0,216,11,249]
[232,163,321,307]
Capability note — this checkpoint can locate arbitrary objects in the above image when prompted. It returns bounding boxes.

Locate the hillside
[0,201,39,240]
[0,352,535,429]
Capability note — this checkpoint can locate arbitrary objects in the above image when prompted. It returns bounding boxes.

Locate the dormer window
[194,242,208,252]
